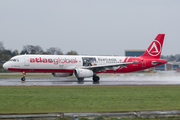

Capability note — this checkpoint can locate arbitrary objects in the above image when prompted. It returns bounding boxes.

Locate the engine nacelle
[52,73,73,77]
[74,69,93,78]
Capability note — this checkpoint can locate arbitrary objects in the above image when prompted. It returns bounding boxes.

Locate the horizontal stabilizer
[152,60,167,65]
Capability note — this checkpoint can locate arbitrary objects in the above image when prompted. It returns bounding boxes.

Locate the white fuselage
[3,55,127,73]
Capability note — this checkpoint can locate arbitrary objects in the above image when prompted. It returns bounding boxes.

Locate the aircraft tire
[93,76,100,82]
[77,78,84,82]
[21,77,25,81]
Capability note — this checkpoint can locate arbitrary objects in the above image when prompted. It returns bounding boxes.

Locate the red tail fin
[141,34,165,59]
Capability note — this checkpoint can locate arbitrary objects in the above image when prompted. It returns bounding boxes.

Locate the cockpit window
[9,59,19,62]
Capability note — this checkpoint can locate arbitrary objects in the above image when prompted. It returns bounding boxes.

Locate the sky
[0,0,180,56]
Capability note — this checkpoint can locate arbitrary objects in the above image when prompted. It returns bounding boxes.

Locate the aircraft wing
[81,62,137,72]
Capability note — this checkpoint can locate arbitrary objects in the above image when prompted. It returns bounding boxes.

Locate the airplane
[3,34,167,82]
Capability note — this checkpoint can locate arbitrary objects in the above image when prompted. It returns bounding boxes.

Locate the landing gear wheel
[77,78,84,84]
[78,78,84,81]
[21,77,26,81]
[93,76,100,82]
[21,71,26,81]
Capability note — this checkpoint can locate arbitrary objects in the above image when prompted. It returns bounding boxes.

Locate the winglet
[141,34,165,59]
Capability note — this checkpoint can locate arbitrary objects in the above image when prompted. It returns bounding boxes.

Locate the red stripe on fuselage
[8,68,74,73]
[124,57,130,63]
[124,57,128,62]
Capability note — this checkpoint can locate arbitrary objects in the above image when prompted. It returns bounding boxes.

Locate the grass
[0,85,180,113]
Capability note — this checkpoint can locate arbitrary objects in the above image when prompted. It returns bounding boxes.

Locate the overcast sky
[0,0,180,56]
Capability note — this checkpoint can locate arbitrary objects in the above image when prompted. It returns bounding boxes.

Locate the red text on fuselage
[30,57,77,65]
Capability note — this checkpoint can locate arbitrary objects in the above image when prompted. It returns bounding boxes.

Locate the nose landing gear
[21,71,26,81]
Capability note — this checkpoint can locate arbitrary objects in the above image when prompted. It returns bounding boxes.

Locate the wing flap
[81,62,137,72]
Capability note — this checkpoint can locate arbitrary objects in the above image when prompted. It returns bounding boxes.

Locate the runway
[1,72,180,86]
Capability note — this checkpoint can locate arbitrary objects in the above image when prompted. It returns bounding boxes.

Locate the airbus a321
[3,34,167,82]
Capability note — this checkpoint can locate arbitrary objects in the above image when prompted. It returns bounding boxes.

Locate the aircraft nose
[3,62,9,70]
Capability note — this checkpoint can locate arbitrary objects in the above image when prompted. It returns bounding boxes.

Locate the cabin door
[141,58,146,67]
[24,56,29,66]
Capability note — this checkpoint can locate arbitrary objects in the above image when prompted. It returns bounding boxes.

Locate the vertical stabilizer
[141,34,165,59]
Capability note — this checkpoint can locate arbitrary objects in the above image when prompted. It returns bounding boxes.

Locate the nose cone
[3,62,9,70]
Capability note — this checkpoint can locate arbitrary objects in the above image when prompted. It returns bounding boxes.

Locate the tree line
[161,54,180,62]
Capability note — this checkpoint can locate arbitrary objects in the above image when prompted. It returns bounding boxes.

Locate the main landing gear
[77,78,84,84]
[21,71,26,81]
[93,75,100,82]
[77,75,100,83]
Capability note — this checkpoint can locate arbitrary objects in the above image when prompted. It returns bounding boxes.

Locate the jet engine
[52,73,73,77]
[74,69,93,78]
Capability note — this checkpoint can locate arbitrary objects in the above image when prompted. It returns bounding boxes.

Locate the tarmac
[0,72,180,86]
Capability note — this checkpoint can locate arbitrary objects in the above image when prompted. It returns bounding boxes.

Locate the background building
[166,62,180,71]
[125,50,145,57]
